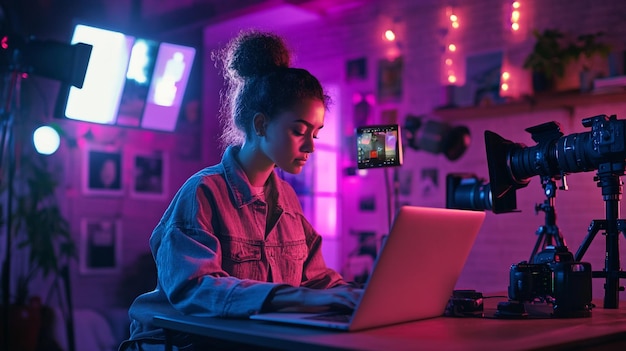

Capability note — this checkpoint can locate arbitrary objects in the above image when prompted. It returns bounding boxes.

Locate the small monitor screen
[356,124,403,169]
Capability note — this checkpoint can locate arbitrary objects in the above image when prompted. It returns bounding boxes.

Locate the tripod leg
[575,220,603,262]
[550,225,566,248]
[530,227,546,263]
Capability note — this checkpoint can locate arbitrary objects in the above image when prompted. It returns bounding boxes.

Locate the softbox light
[403,114,471,161]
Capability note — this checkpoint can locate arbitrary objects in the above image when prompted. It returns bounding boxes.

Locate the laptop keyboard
[304,312,352,323]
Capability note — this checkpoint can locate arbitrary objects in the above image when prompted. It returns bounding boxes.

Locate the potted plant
[523,29,579,93]
[524,29,613,93]
[0,122,77,351]
[573,32,612,92]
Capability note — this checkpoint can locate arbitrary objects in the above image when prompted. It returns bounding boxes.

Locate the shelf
[433,89,626,120]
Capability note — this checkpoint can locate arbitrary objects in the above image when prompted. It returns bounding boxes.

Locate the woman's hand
[268,285,363,313]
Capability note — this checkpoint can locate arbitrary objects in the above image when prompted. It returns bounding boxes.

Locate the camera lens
[446,174,492,211]
[506,116,624,181]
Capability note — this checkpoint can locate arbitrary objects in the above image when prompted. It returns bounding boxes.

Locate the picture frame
[346,57,367,81]
[352,92,374,127]
[79,218,121,274]
[453,50,505,107]
[377,57,403,102]
[130,151,169,199]
[83,146,124,196]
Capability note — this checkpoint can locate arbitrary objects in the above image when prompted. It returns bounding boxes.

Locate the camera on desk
[500,246,593,318]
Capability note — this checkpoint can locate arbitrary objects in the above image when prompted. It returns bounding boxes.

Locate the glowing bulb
[512,1,520,9]
[511,22,520,31]
[448,44,456,52]
[501,83,509,91]
[448,75,457,84]
[511,11,520,22]
[449,14,458,22]
[33,126,61,155]
[445,58,453,66]
[384,30,396,42]
[451,21,459,29]
[502,71,510,80]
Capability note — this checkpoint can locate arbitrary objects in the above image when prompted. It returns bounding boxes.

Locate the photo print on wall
[377,57,403,102]
[83,147,124,196]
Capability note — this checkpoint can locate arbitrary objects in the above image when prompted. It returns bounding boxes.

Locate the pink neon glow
[314,149,337,193]
[142,43,196,131]
[314,196,337,238]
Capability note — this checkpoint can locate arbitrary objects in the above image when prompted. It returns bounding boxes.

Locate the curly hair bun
[227,30,291,79]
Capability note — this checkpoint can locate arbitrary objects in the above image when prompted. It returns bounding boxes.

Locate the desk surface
[154,300,626,351]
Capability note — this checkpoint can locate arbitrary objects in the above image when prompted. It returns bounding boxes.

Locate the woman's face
[260,98,325,174]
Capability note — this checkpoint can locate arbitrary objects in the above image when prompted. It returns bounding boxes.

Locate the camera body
[508,246,592,317]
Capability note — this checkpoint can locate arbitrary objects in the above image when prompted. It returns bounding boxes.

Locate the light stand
[574,168,626,309]
[1,70,18,351]
[529,176,567,263]
[0,31,91,350]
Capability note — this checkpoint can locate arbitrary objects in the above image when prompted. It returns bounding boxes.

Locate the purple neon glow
[142,43,196,131]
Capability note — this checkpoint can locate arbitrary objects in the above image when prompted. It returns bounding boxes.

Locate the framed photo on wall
[130,151,168,199]
[83,147,124,196]
[377,57,403,102]
[79,218,121,274]
[346,57,367,81]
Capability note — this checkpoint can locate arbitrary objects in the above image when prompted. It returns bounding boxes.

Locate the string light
[383,29,396,42]
[442,6,463,87]
[501,70,510,92]
[379,16,403,59]
[510,1,521,32]
[449,13,459,29]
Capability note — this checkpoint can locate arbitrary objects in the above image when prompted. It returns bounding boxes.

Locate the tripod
[575,168,626,309]
[529,176,567,263]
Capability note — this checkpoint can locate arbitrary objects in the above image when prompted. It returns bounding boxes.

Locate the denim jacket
[125,145,345,342]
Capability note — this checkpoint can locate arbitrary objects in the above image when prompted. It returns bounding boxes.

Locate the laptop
[250,206,486,331]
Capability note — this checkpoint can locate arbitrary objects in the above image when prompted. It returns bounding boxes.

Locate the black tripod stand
[529,176,567,263]
[575,168,626,309]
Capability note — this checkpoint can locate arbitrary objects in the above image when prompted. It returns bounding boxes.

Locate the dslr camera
[501,246,593,318]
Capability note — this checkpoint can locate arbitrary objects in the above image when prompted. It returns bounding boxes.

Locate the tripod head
[530,175,567,263]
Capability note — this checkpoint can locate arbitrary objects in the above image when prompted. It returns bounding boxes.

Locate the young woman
[119,30,361,350]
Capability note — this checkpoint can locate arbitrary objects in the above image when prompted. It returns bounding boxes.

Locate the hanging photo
[80,218,121,274]
[377,57,403,102]
[346,57,367,81]
[131,151,169,200]
[83,147,124,196]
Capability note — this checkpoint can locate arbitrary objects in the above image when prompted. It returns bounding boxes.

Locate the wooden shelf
[434,89,626,120]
